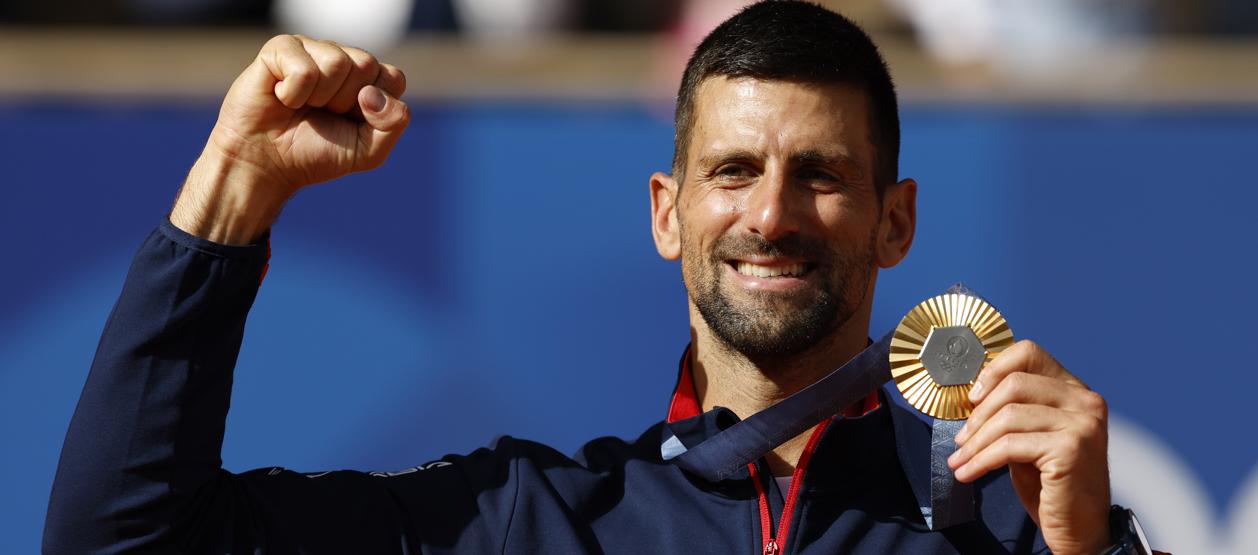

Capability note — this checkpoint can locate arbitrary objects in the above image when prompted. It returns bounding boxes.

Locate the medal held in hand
[887,284,1015,529]
[890,287,1015,420]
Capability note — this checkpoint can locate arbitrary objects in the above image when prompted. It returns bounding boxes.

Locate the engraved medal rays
[890,291,1015,420]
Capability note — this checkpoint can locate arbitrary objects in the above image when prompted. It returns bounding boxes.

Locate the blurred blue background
[2,1,1258,552]
[2,100,1255,552]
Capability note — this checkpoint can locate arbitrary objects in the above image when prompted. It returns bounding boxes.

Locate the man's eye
[798,169,850,191]
[798,168,837,181]
[716,165,753,177]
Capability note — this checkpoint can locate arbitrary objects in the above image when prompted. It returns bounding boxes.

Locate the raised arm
[43,36,416,553]
[170,34,409,245]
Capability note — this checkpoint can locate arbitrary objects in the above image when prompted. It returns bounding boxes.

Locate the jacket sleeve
[42,220,518,554]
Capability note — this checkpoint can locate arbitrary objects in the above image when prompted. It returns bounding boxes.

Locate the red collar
[666,346,881,423]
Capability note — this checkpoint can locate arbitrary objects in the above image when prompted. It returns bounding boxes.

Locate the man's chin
[719,287,822,316]
[715,326,828,359]
[705,306,836,357]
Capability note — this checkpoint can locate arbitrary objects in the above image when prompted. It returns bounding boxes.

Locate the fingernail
[362,87,386,112]
[954,423,968,444]
[968,380,984,402]
[947,451,961,468]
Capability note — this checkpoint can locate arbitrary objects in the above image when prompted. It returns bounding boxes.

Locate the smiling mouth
[730,261,812,278]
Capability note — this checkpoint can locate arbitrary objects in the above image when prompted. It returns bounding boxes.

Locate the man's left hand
[948,339,1111,555]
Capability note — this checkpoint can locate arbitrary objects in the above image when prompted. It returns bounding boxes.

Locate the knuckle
[265,34,296,49]
[1082,390,1107,416]
[290,62,319,82]
[1079,417,1102,440]
[316,49,353,76]
[1004,371,1028,390]
[985,405,1007,426]
[1000,402,1024,420]
[1013,433,1039,453]
[1016,339,1041,357]
[350,48,379,70]
[993,434,1014,452]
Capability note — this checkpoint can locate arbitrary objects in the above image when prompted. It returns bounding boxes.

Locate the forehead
[687,77,873,166]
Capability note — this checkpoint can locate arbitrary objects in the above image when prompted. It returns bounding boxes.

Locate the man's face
[659,77,887,358]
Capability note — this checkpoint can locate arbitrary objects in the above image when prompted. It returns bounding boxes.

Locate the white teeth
[736,262,807,278]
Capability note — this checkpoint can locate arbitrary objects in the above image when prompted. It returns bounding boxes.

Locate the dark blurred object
[577,0,679,32]
[3,0,1255,41]
[0,0,271,25]
[124,0,272,25]
[410,0,458,31]
[1216,0,1258,34]
[0,0,129,24]
[1158,0,1258,34]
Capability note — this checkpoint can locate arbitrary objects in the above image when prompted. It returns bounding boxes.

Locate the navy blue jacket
[44,220,1048,553]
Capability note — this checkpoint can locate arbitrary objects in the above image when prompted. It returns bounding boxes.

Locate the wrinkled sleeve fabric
[42,220,519,554]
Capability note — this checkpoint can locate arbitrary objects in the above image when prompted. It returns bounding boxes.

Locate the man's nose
[744,169,800,241]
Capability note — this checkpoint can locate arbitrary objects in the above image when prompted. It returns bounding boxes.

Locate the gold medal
[890,291,1015,420]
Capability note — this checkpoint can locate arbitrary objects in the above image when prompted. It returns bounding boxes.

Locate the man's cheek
[679,254,710,293]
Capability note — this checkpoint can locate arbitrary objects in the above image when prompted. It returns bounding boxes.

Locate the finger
[958,372,1101,444]
[260,35,319,109]
[295,36,355,108]
[353,87,410,172]
[325,44,383,115]
[952,431,1057,483]
[375,63,407,98]
[343,63,407,122]
[950,403,1079,467]
[971,340,1084,403]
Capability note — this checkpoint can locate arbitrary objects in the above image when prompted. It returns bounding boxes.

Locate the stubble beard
[684,230,875,361]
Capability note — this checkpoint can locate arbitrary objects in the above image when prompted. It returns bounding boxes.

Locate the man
[45,2,1146,553]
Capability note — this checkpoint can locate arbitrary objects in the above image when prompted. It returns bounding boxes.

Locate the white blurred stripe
[1110,414,1257,554]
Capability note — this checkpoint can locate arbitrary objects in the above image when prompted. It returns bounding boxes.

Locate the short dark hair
[673,0,900,189]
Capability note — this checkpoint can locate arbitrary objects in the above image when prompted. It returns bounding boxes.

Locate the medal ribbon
[662,331,894,483]
[928,418,975,529]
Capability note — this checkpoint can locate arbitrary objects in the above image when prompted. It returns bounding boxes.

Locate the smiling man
[45,1,1152,554]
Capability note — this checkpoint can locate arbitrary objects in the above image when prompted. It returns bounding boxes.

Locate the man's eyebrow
[793,150,867,180]
[696,149,762,169]
[792,150,857,168]
[694,149,864,175]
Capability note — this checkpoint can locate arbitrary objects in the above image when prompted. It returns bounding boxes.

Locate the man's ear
[876,178,917,268]
[650,171,681,260]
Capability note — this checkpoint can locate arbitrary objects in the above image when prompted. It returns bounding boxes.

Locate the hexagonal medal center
[920,325,987,386]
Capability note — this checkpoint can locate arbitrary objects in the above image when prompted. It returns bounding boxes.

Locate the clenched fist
[170,35,410,245]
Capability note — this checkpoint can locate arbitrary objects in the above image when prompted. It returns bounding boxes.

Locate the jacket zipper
[748,419,832,555]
